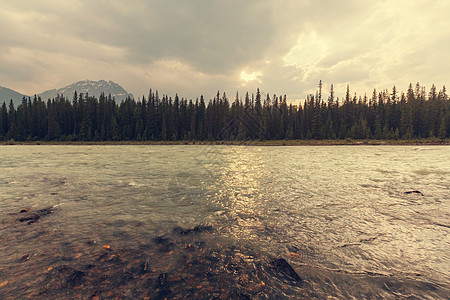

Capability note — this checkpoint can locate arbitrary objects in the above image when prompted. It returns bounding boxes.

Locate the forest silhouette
[1,82,448,142]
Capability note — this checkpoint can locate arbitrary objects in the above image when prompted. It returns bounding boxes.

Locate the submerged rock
[19,253,31,262]
[153,236,175,253]
[41,265,86,293]
[65,270,86,287]
[405,191,424,196]
[155,273,169,289]
[272,258,303,283]
[173,225,214,235]
[153,236,171,244]
[37,207,53,216]
[17,213,40,224]
[154,273,171,299]
[13,206,55,224]
[133,262,151,275]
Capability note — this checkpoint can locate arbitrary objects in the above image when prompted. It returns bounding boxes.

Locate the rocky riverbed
[1,207,448,299]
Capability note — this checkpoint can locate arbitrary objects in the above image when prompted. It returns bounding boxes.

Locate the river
[0,145,449,299]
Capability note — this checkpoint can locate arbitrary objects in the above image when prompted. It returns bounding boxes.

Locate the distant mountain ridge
[1,80,133,107]
[38,80,134,101]
[0,86,27,106]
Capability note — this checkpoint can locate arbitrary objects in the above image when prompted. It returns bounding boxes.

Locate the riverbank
[1,138,449,146]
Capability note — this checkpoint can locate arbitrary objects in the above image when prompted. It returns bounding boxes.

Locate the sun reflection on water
[203,147,276,244]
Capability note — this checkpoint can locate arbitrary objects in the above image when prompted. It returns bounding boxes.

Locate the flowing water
[0,145,449,299]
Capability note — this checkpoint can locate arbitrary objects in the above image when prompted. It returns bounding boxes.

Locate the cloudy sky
[1,0,448,102]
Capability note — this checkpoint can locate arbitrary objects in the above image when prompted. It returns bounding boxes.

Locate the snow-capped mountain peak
[38,80,134,101]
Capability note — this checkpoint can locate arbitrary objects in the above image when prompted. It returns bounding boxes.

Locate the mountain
[1,80,133,108]
[0,86,27,107]
[38,80,134,101]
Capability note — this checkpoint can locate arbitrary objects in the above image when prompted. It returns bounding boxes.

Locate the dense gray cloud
[0,0,448,102]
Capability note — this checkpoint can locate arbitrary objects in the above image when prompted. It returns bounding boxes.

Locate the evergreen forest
[0,82,449,142]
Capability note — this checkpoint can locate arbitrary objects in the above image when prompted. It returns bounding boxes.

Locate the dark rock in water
[119,271,135,284]
[17,213,40,224]
[154,235,170,244]
[19,253,31,262]
[14,206,54,224]
[143,277,154,289]
[65,270,85,287]
[153,273,171,300]
[96,252,109,261]
[434,222,450,229]
[155,273,169,289]
[155,273,169,290]
[132,262,151,275]
[140,262,150,273]
[42,265,87,293]
[173,225,214,235]
[405,190,424,196]
[89,290,103,299]
[184,240,206,251]
[37,207,53,216]
[272,258,303,282]
[153,236,174,252]
[231,291,251,300]
[154,288,171,300]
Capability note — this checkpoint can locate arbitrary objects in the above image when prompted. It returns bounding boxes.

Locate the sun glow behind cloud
[0,0,448,102]
[283,32,327,69]
[240,70,263,85]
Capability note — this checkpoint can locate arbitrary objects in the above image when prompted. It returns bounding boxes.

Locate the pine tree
[311,106,322,139]
[438,117,447,139]
[400,94,413,139]
[6,100,16,140]
[0,102,6,137]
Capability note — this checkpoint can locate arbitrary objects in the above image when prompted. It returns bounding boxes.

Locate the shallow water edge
[1,138,449,146]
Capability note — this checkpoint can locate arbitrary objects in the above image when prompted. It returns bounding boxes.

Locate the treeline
[0,82,449,141]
